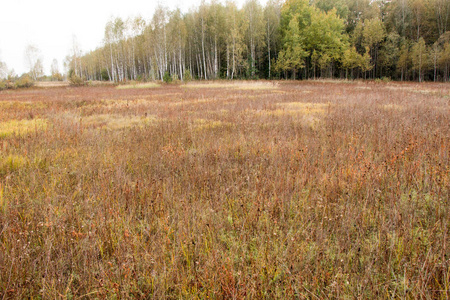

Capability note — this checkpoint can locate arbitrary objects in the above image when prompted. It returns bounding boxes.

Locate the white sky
[0,0,261,76]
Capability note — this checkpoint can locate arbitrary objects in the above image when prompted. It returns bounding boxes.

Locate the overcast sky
[0,0,260,76]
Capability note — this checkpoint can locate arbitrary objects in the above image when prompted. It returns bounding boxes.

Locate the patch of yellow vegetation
[0,154,27,175]
[116,82,160,89]
[52,147,81,162]
[0,101,46,110]
[277,102,329,114]
[101,98,153,107]
[0,119,47,138]
[0,183,5,212]
[81,114,156,130]
[193,118,232,131]
[169,98,216,106]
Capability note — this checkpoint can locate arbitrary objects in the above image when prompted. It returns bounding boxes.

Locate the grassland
[0,81,448,299]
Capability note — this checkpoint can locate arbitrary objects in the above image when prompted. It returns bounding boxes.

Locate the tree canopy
[66,0,450,82]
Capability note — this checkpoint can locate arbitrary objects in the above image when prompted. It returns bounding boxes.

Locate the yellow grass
[0,101,46,109]
[0,154,26,174]
[0,118,47,138]
[277,102,329,114]
[193,118,232,131]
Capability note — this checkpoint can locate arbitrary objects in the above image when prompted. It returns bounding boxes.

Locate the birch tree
[411,37,429,81]
[264,0,281,78]
[225,1,247,79]
[243,0,266,78]
[24,44,43,80]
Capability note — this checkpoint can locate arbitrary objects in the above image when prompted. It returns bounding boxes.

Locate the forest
[64,0,450,82]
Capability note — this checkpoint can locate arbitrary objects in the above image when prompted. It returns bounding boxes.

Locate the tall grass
[0,81,448,298]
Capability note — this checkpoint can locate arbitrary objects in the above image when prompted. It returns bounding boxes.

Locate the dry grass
[0,81,449,299]
[35,81,70,88]
[184,80,279,90]
[116,82,161,90]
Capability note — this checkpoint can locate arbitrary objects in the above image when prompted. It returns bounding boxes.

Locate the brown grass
[0,80,449,298]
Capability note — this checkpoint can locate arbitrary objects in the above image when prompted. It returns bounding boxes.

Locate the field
[0,80,448,298]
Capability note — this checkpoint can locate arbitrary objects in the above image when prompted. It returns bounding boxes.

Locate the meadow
[0,80,448,299]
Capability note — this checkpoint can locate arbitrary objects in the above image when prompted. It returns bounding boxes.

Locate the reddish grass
[0,80,449,298]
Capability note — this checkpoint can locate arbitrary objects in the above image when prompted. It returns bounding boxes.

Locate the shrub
[183,69,192,82]
[69,74,86,87]
[14,75,34,89]
[163,71,172,83]
[171,74,180,83]
[101,69,110,81]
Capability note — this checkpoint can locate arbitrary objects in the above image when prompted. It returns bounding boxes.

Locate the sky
[0,0,261,76]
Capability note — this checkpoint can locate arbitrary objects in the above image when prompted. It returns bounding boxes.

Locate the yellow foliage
[276,102,329,114]
[193,118,232,131]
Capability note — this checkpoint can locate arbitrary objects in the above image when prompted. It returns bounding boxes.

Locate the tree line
[46,0,450,82]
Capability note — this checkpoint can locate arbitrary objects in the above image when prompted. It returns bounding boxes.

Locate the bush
[69,74,86,87]
[101,69,110,81]
[375,77,392,84]
[51,73,64,81]
[14,75,34,89]
[183,69,192,82]
[171,74,179,83]
[163,71,172,83]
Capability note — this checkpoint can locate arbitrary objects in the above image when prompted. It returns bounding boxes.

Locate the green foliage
[379,32,401,71]
[397,42,411,80]
[411,38,429,81]
[276,15,307,77]
[278,0,348,78]
[342,46,361,71]
[163,71,172,83]
[312,0,349,19]
[57,0,450,81]
[359,47,373,75]
[101,69,110,81]
[362,18,385,49]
